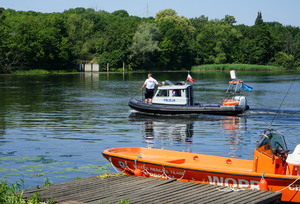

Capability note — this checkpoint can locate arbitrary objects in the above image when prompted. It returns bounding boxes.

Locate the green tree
[190,15,209,31]
[255,11,263,26]
[96,13,142,69]
[0,9,75,73]
[250,24,275,64]
[195,18,242,64]
[65,13,96,60]
[112,10,129,17]
[235,13,276,65]
[155,9,195,69]
[293,32,300,65]
[129,23,160,69]
[222,15,237,25]
[273,51,295,68]
[0,7,8,72]
[1,7,300,72]
[156,9,195,34]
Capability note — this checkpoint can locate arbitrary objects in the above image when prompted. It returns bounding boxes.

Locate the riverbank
[11,69,78,75]
[0,178,54,204]
[191,64,298,71]
[7,64,300,75]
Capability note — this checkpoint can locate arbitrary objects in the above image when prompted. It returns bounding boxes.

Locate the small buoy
[134,168,143,176]
[259,172,269,191]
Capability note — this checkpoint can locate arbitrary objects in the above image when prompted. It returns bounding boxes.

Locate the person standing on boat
[141,73,161,104]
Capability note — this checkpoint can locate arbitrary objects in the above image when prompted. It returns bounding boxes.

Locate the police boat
[128,71,251,116]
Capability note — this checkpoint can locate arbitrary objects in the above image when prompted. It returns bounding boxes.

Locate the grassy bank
[0,174,126,204]
[191,64,287,71]
[0,178,55,204]
[12,69,78,75]
[7,64,300,75]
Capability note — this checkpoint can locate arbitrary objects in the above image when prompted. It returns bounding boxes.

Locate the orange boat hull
[102,147,300,202]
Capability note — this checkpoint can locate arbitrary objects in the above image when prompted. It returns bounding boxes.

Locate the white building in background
[79,63,100,72]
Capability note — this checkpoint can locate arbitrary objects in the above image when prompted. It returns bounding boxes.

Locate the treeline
[0,7,299,73]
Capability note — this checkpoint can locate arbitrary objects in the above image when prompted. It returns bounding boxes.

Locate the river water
[0,71,300,188]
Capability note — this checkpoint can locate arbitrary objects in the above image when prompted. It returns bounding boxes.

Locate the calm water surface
[0,71,300,188]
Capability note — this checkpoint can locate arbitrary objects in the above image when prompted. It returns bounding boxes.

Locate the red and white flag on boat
[187,74,195,83]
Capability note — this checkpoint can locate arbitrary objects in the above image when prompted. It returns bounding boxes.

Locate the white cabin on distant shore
[79,63,100,72]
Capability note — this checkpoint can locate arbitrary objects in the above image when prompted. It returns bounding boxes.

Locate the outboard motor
[233,96,249,111]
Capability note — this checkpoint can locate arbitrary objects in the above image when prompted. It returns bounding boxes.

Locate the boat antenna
[268,79,295,129]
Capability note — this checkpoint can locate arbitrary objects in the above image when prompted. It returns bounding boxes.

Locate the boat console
[253,129,300,176]
[253,129,288,175]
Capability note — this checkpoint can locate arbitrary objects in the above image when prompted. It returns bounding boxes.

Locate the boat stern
[222,96,249,113]
[234,96,249,111]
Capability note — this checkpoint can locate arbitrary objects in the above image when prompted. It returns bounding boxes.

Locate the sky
[1,0,300,27]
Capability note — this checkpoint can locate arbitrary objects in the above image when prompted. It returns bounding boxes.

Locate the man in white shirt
[140,73,161,104]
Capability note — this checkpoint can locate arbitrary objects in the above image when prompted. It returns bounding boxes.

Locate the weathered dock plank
[22,175,281,204]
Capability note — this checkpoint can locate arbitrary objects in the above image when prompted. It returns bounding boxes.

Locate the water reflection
[143,119,193,149]
[129,113,193,151]
[222,116,247,157]
[129,112,248,157]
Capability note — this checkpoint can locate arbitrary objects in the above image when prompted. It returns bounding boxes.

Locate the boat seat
[286,144,300,165]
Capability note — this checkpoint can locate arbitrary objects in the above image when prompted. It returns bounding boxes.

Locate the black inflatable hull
[128,99,248,116]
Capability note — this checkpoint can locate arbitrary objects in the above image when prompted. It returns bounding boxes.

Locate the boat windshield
[156,90,168,97]
[256,129,288,157]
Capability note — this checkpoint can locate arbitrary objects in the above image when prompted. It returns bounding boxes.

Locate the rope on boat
[162,166,173,179]
[142,163,186,180]
[162,166,186,180]
[125,161,134,172]
[276,176,300,192]
[177,170,186,180]
[108,157,127,173]
[142,163,150,176]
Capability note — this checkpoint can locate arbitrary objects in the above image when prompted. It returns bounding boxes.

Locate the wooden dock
[23,175,281,204]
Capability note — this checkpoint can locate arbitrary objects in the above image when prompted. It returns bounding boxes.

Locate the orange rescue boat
[102,129,300,202]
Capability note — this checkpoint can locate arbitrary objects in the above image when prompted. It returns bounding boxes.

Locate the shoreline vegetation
[0,8,299,74]
[0,174,125,204]
[11,69,79,75]
[0,178,54,204]
[191,64,300,71]
[7,64,300,75]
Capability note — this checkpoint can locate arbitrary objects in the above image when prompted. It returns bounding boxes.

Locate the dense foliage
[0,178,54,204]
[0,7,299,73]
